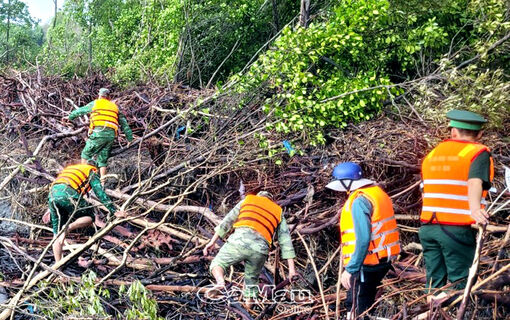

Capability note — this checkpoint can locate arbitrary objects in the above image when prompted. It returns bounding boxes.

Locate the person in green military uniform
[42,161,126,262]
[419,109,494,300]
[203,191,297,308]
[66,88,133,179]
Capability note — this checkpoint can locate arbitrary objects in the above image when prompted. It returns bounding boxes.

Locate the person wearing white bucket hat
[327,162,400,319]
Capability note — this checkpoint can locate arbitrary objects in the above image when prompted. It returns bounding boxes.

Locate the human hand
[203,241,215,256]
[288,267,298,282]
[341,270,352,290]
[471,208,489,225]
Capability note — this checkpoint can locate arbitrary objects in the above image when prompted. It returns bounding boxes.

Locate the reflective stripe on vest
[340,185,401,266]
[421,140,494,225]
[233,194,282,244]
[52,164,97,194]
[89,98,119,134]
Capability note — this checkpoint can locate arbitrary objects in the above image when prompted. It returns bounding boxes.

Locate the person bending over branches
[203,190,297,309]
[43,161,125,262]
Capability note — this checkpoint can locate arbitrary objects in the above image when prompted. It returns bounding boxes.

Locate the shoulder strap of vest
[351,187,376,208]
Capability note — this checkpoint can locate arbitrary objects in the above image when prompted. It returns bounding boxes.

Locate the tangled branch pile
[0,70,508,319]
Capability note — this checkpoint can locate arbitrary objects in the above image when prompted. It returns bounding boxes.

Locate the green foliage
[42,0,298,85]
[103,0,183,84]
[233,0,508,146]
[42,12,89,76]
[174,0,298,86]
[411,0,510,128]
[34,271,161,319]
[0,0,42,67]
[467,0,510,65]
[415,66,510,129]
[121,280,162,320]
[235,0,452,145]
[36,270,109,317]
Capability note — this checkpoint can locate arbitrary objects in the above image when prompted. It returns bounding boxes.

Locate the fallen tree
[0,70,508,319]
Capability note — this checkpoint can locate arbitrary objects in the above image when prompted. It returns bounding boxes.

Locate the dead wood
[0,71,507,319]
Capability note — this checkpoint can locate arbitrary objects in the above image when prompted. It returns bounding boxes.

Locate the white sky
[23,0,64,24]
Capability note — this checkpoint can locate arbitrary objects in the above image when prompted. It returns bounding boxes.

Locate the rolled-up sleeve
[277,215,296,260]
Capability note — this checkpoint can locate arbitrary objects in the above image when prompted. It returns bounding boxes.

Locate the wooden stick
[0,236,67,278]
[491,224,510,273]
[120,156,205,193]
[0,212,131,320]
[0,217,52,232]
[129,218,208,245]
[335,248,343,320]
[0,279,209,294]
[105,189,221,225]
[457,225,485,319]
[297,231,330,320]
[448,255,510,309]
[0,128,85,193]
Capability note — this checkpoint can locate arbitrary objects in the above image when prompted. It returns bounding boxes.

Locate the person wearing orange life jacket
[203,191,296,308]
[66,88,133,179]
[419,109,494,294]
[43,161,126,262]
[326,162,400,319]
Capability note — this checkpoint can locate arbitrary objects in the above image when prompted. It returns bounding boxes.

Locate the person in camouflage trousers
[203,191,296,308]
[43,162,125,262]
[66,88,133,179]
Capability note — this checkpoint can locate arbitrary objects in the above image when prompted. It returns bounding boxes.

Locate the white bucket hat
[325,179,374,192]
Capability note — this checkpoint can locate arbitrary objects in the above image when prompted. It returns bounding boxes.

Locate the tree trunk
[299,0,310,28]
[174,33,187,83]
[53,0,57,28]
[88,21,92,71]
[6,0,11,63]
[271,0,280,35]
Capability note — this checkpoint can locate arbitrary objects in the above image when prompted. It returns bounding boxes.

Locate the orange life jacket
[52,164,97,195]
[421,140,494,225]
[233,194,282,244]
[89,98,119,135]
[340,185,400,266]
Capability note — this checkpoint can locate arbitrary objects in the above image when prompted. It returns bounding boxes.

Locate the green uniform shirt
[215,200,296,260]
[49,171,116,233]
[468,151,492,190]
[52,171,116,214]
[68,101,133,141]
[88,171,117,213]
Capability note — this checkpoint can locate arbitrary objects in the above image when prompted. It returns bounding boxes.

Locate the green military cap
[446,109,486,130]
[98,88,110,96]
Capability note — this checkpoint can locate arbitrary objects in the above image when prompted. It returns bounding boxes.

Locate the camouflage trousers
[210,232,268,298]
[48,184,94,234]
[81,128,115,168]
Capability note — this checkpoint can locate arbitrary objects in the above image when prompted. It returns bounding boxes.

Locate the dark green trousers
[419,224,476,291]
[48,184,94,234]
[81,127,116,168]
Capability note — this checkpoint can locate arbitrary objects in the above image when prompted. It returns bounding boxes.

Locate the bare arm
[203,232,220,256]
